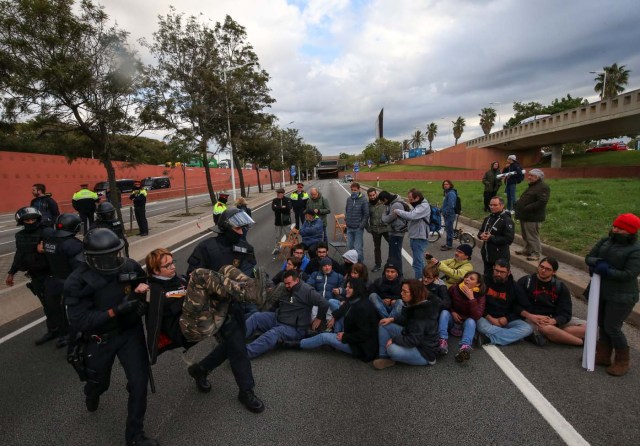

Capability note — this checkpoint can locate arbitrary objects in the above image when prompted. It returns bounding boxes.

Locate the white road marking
[0,317,46,345]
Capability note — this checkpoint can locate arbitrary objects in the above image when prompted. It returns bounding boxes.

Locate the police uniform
[185,209,264,413]
[72,185,99,234]
[290,185,310,229]
[42,214,84,348]
[64,228,156,446]
[92,202,129,256]
[212,193,228,225]
[129,186,148,236]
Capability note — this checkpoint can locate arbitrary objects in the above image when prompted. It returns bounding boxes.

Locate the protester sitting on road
[281,244,310,272]
[585,213,640,377]
[304,242,344,275]
[244,270,328,360]
[306,257,343,302]
[373,279,440,370]
[438,271,486,362]
[428,244,474,286]
[368,259,403,319]
[281,277,379,362]
[516,257,586,347]
[272,256,308,285]
[332,262,369,300]
[421,265,450,313]
[299,209,324,256]
[341,249,358,278]
[476,259,532,346]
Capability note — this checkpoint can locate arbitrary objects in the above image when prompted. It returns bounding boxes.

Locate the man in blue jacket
[345,182,369,263]
[299,209,324,255]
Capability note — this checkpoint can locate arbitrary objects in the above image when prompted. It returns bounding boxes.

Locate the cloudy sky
[106,0,640,156]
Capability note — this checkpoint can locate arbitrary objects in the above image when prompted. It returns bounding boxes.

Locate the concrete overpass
[466,88,640,167]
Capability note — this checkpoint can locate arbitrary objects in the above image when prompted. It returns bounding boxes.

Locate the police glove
[114,299,148,317]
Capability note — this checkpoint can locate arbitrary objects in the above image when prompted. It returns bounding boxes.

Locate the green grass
[534,150,640,168]
[366,164,469,172]
[377,178,640,255]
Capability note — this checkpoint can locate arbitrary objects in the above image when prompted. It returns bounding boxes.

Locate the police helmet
[15,207,41,226]
[96,202,116,221]
[83,228,125,273]
[55,213,82,236]
[214,208,255,233]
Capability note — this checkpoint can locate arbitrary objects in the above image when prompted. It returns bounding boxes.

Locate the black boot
[187,363,211,393]
[278,340,301,349]
[85,394,100,412]
[35,330,58,346]
[55,335,69,349]
[127,434,159,446]
[238,389,265,413]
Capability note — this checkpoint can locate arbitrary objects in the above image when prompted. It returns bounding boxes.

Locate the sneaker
[526,330,547,347]
[373,358,396,370]
[475,332,491,348]
[450,323,463,337]
[440,245,452,251]
[238,389,265,413]
[455,344,472,362]
[439,338,448,355]
[526,256,540,261]
[85,394,100,412]
[187,363,211,393]
[515,250,528,256]
[271,248,280,256]
[55,335,69,350]
[371,265,381,273]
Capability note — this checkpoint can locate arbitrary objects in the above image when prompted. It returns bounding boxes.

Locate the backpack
[454,195,462,215]
[429,206,442,232]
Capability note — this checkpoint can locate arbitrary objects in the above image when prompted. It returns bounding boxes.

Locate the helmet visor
[227,210,255,229]
[86,249,125,273]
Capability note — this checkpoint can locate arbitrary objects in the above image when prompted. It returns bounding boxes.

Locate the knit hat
[304,209,316,216]
[320,257,333,267]
[456,244,473,258]
[529,168,544,179]
[613,213,640,234]
[507,154,516,161]
[342,249,358,264]
[383,259,400,272]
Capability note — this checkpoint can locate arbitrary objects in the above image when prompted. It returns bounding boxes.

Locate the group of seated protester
[149,243,586,372]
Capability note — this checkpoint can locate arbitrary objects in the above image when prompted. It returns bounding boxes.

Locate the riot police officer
[64,228,157,446]
[6,207,54,345]
[92,202,129,256]
[42,213,84,349]
[186,209,264,413]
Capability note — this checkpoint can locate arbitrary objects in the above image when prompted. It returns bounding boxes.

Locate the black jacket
[368,276,402,301]
[478,210,515,264]
[187,232,257,277]
[332,297,379,362]
[393,299,440,362]
[515,274,572,326]
[483,274,528,321]
[272,197,292,226]
[8,225,49,277]
[515,179,550,223]
[30,194,59,227]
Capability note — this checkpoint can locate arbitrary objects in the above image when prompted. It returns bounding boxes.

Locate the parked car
[141,176,171,190]
[586,142,628,153]
[343,174,353,183]
[94,179,137,195]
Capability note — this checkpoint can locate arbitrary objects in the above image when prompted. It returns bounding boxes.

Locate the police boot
[595,340,613,367]
[35,330,58,346]
[238,389,265,413]
[127,434,159,446]
[85,394,100,412]
[55,334,69,350]
[607,347,630,377]
[187,363,211,393]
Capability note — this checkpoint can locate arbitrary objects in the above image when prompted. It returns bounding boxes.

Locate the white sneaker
[271,248,280,255]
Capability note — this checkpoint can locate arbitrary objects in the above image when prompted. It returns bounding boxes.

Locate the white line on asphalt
[0,316,46,345]
[0,227,19,233]
[483,345,589,445]
[0,240,16,246]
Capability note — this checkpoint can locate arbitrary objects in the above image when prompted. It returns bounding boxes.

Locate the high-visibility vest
[213,202,227,215]
[72,188,98,201]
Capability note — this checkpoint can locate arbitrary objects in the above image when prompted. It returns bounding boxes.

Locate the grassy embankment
[373,152,640,255]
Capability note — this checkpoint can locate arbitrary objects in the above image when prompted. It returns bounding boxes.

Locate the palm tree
[479,107,497,135]
[402,139,410,159]
[594,63,630,100]
[410,130,426,149]
[452,117,466,144]
[426,122,438,152]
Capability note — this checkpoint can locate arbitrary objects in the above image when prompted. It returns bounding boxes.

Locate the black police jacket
[186,233,257,277]
[91,219,126,240]
[64,259,146,335]
[43,234,83,280]
[9,225,49,277]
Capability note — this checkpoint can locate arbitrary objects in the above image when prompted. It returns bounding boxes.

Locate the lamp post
[590,70,607,101]
[280,120,294,187]
[223,62,254,200]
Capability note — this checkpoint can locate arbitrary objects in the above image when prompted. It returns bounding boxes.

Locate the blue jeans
[505,183,516,211]
[443,212,456,248]
[328,299,344,332]
[387,235,404,273]
[378,323,432,366]
[439,310,476,346]
[300,333,352,354]
[346,227,364,262]
[369,293,404,319]
[245,312,306,359]
[410,238,428,279]
[476,317,533,346]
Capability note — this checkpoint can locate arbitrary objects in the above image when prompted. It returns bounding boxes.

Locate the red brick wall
[0,151,287,213]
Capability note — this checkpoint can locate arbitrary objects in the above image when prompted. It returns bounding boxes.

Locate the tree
[426,122,438,152]
[0,0,145,214]
[452,117,465,144]
[409,130,426,149]
[504,94,588,128]
[594,63,630,100]
[478,107,497,135]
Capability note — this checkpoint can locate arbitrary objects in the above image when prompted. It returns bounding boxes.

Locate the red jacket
[447,284,485,321]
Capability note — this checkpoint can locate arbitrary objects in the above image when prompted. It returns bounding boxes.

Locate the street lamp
[590,70,607,101]
[280,120,294,187]
[223,61,254,200]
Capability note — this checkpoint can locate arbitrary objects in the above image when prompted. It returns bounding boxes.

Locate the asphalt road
[1,180,639,446]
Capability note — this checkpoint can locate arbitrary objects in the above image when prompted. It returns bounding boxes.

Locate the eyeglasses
[161,260,176,269]
[538,265,554,272]
[493,269,509,275]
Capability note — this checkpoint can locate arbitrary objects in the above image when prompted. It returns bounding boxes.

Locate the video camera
[496,169,526,180]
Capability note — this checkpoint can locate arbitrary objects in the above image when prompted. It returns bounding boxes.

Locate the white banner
[582,274,601,371]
